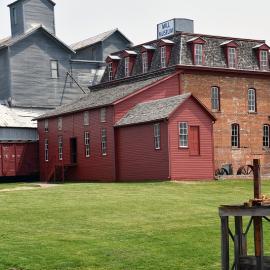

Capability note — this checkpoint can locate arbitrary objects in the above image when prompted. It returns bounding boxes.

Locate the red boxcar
[0,142,39,178]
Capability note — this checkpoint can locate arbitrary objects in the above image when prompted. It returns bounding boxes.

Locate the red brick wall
[115,122,169,181]
[181,71,270,175]
[114,74,180,122]
[38,106,116,182]
[169,97,215,180]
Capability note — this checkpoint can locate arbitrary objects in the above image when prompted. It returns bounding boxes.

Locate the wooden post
[253,159,264,270]
[253,159,261,200]
[234,216,247,269]
[221,216,230,270]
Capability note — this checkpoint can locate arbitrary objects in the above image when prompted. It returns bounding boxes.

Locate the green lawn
[0,180,269,270]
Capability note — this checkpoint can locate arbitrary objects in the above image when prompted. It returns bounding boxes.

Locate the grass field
[0,180,269,270]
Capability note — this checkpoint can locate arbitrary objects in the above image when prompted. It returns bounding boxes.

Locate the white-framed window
[58,136,63,161]
[84,131,90,157]
[45,139,49,162]
[231,123,240,148]
[179,122,188,148]
[263,125,270,148]
[142,52,148,73]
[194,44,203,65]
[57,117,62,131]
[101,128,107,156]
[12,7,17,25]
[100,107,107,123]
[124,57,130,77]
[260,50,268,70]
[108,62,113,81]
[228,47,237,68]
[50,60,59,79]
[44,119,49,132]
[83,111,89,126]
[160,46,166,68]
[154,123,161,150]
[211,86,220,111]
[248,88,256,112]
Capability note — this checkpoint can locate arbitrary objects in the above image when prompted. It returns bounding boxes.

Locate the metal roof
[8,0,55,7]
[35,74,170,120]
[70,29,132,51]
[115,93,191,127]
[0,106,48,128]
[0,25,75,53]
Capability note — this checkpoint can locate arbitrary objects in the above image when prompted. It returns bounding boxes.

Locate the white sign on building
[157,19,175,39]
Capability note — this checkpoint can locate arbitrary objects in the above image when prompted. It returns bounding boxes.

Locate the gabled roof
[0,105,48,128]
[220,40,239,47]
[253,43,270,50]
[35,74,170,120]
[0,25,75,53]
[115,93,216,127]
[187,36,206,44]
[8,0,55,7]
[115,94,191,127]
[70,29,132,51]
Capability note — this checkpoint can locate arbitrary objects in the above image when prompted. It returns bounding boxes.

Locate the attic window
[12,7,17,25]
[51,60,59,79]
[228,47,237,68]
[141,45,155,74]
[106,55,121,81]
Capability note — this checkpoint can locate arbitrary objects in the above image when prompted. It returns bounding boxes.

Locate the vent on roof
[157,18,194,39]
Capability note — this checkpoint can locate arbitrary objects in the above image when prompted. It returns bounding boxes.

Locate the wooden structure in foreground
[219,159,270,270]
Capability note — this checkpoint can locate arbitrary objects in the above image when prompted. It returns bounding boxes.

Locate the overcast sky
[0,0,269,45]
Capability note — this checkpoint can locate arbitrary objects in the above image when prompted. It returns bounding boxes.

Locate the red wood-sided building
[36,72,216,182]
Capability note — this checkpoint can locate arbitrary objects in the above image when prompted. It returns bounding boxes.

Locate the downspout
[0,145,3,176]
[167,118,171,180]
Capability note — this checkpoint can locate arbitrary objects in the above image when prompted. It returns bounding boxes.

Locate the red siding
[0,143,39,177]
[39,106,116,182]
[114,74,181,122]
[169,98,215,180]
[116,122,169,181]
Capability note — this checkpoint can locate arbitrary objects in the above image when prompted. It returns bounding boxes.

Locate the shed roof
[115,94,191,127]
[115,93,216,127]
[35,74,170,120]
[8,0,55,7]
[0,25,75,53]
[0,106,48,128]
[70,29,132,51]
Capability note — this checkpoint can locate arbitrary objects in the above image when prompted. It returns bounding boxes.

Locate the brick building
[37,18,270,180]
[100,19,270,176]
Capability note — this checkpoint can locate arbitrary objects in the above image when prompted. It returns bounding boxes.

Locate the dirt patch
[0,183,59,193]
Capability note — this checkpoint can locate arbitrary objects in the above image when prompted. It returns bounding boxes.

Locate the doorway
[70,138,77,164]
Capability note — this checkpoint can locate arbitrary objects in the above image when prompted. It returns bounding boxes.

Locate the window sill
[212,110,221,113]
[248,111,257,115]
[179,146,189,149]
[231,147,240,150]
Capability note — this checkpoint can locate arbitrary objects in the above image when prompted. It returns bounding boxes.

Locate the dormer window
[253,43,270,71]
[108,62,113,81]
[106,55,121,81]
[141,45,155,74]
[194,44,203,65]
[158,39,174,69]
[142,52,148,73]
[187,37,206,66]
[124,57,130,77]
[160,46,166,68]
[228,47,237,68]
[220,40,239,69]
[260,50,268,71]
[122,50,137,78]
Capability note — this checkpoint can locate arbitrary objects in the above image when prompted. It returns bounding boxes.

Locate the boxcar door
[2,144,16,176]
[189,126,200,156]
